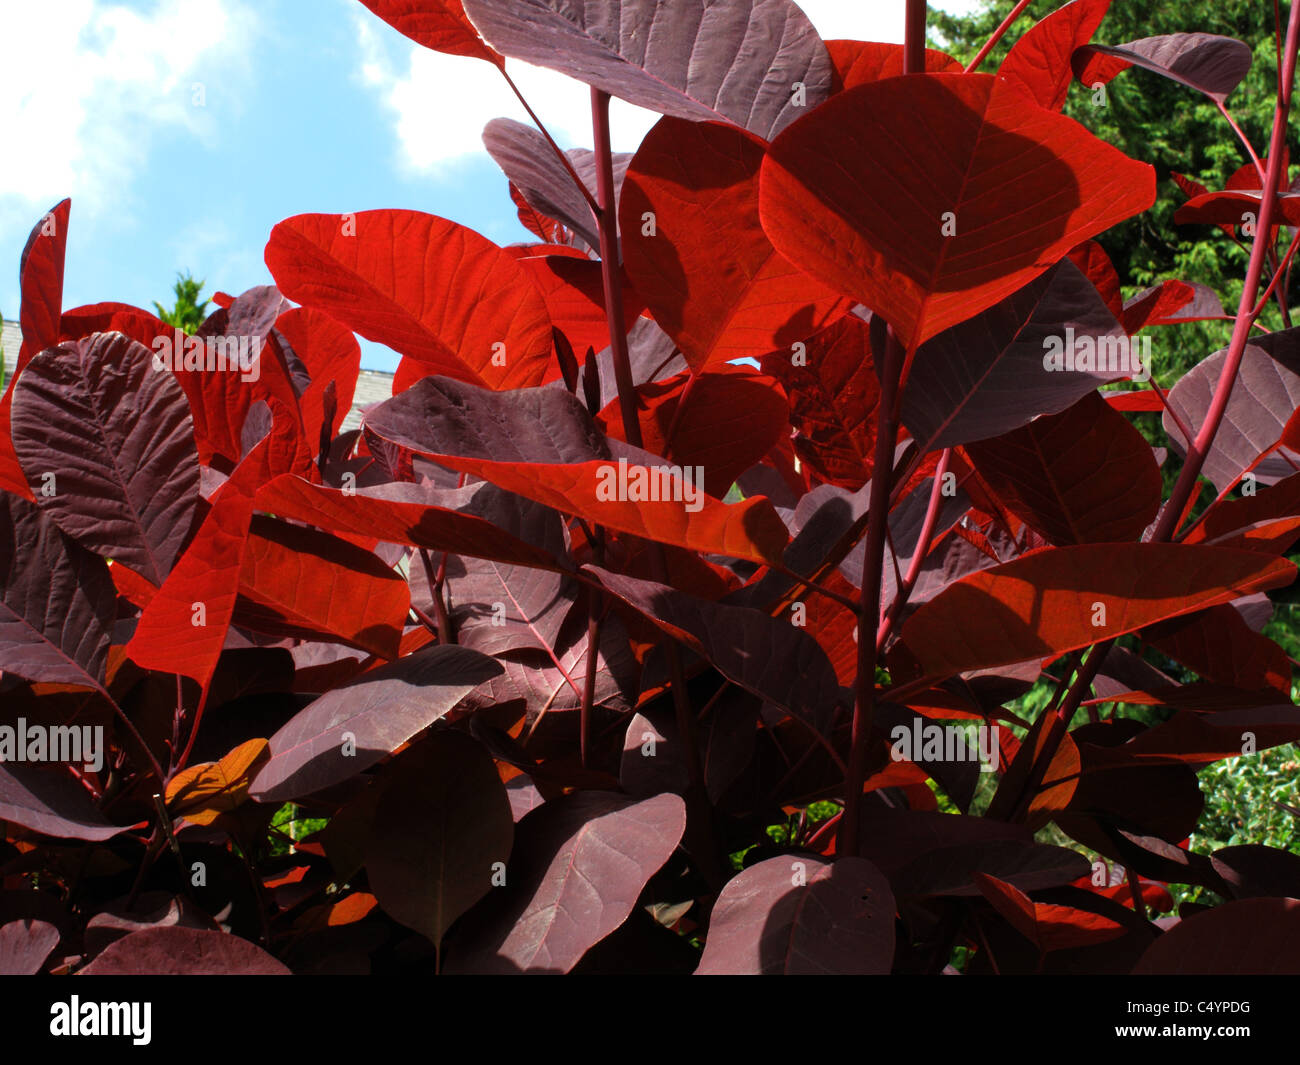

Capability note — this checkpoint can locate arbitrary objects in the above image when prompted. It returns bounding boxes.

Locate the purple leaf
[587,565,842,734]
[428,553,579,656]
[1074,33,1253,103]
[0,494,115,689]
[248,644,503,802]
[80,927,291,974]
[0,762,125,841]
[444,791,685,973]
[696,856,895,974]
[0,919,60,975]
[483,118,631,252]
[12,332,200,585]
[85,893,217,956]
[1133,897,1300,974]
[366,731,514,946]
[902,261,1127,452]
[462,0,832,140]
[1163,343,1300,494]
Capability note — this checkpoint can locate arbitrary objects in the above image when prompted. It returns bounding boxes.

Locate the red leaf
[515,254,641,360]
[1143,605,1291,694]
[273,308,361,445]
[999,0,1112,111]
[124,407,298,687]
[1066,239,1122,317]
[265,210,554,390]
[357,0,503,67]
[363,377,791,565]
[236,515,410,659]
[965,392,1161,545]
[696,856,895,974]
[759,73,1155,350]
[826,40,961,91]
[760,315,879,488]
[0,200,71,498]
[975,871,1126,952]
[253,475,564,571]
[596,366,790,498]
[889,544,1296,685]
[620,116,849,370]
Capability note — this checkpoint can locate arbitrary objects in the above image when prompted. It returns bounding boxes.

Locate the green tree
[154,270,210,335]
[930,0,1296,387]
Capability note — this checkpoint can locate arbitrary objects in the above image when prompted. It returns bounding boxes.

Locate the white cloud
[0,0,257,230]
[355,0,987,174]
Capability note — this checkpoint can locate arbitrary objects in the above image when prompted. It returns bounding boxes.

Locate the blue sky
[1,0,980,371]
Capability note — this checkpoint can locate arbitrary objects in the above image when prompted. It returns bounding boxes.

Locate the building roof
[342,369,394,433]
[0,316,21,375]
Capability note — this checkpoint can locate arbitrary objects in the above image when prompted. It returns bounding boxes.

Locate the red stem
[500,67,600,220]
[1152,4,1300,542]
[876,448,952,652]
[839,326,906,857]
[591,88,643,449]
[964,0,1033,73]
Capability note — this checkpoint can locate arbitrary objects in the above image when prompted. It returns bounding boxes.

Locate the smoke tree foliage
[1,0,1299,976]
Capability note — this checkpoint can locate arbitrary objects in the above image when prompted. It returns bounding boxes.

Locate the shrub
[1,0,1299,976]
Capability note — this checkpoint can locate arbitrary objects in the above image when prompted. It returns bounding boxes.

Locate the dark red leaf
[0,919,60,975]
[760,74,1154,350]
[461,0,832,140]
[1073,32,1253,103]
[11,332,199,586]
[366,731,513,945]
[965,392,1161,545]
[0,494,114,690]
[249,644,503,802]
[902,261,1128,452]
[80,927,291,974]
[442,791,685,973]
[1133,898,1300,974]
[696,856,895,974]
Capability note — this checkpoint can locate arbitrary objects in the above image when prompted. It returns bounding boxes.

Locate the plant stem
[876,448,952,652]
[838,5,928,857]
[964,0,1033,73]
[1152,6,1300,542]
[591,88,643,448]
[500,66,601,220]
[839,326,906,857]
[904,0,931,74]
